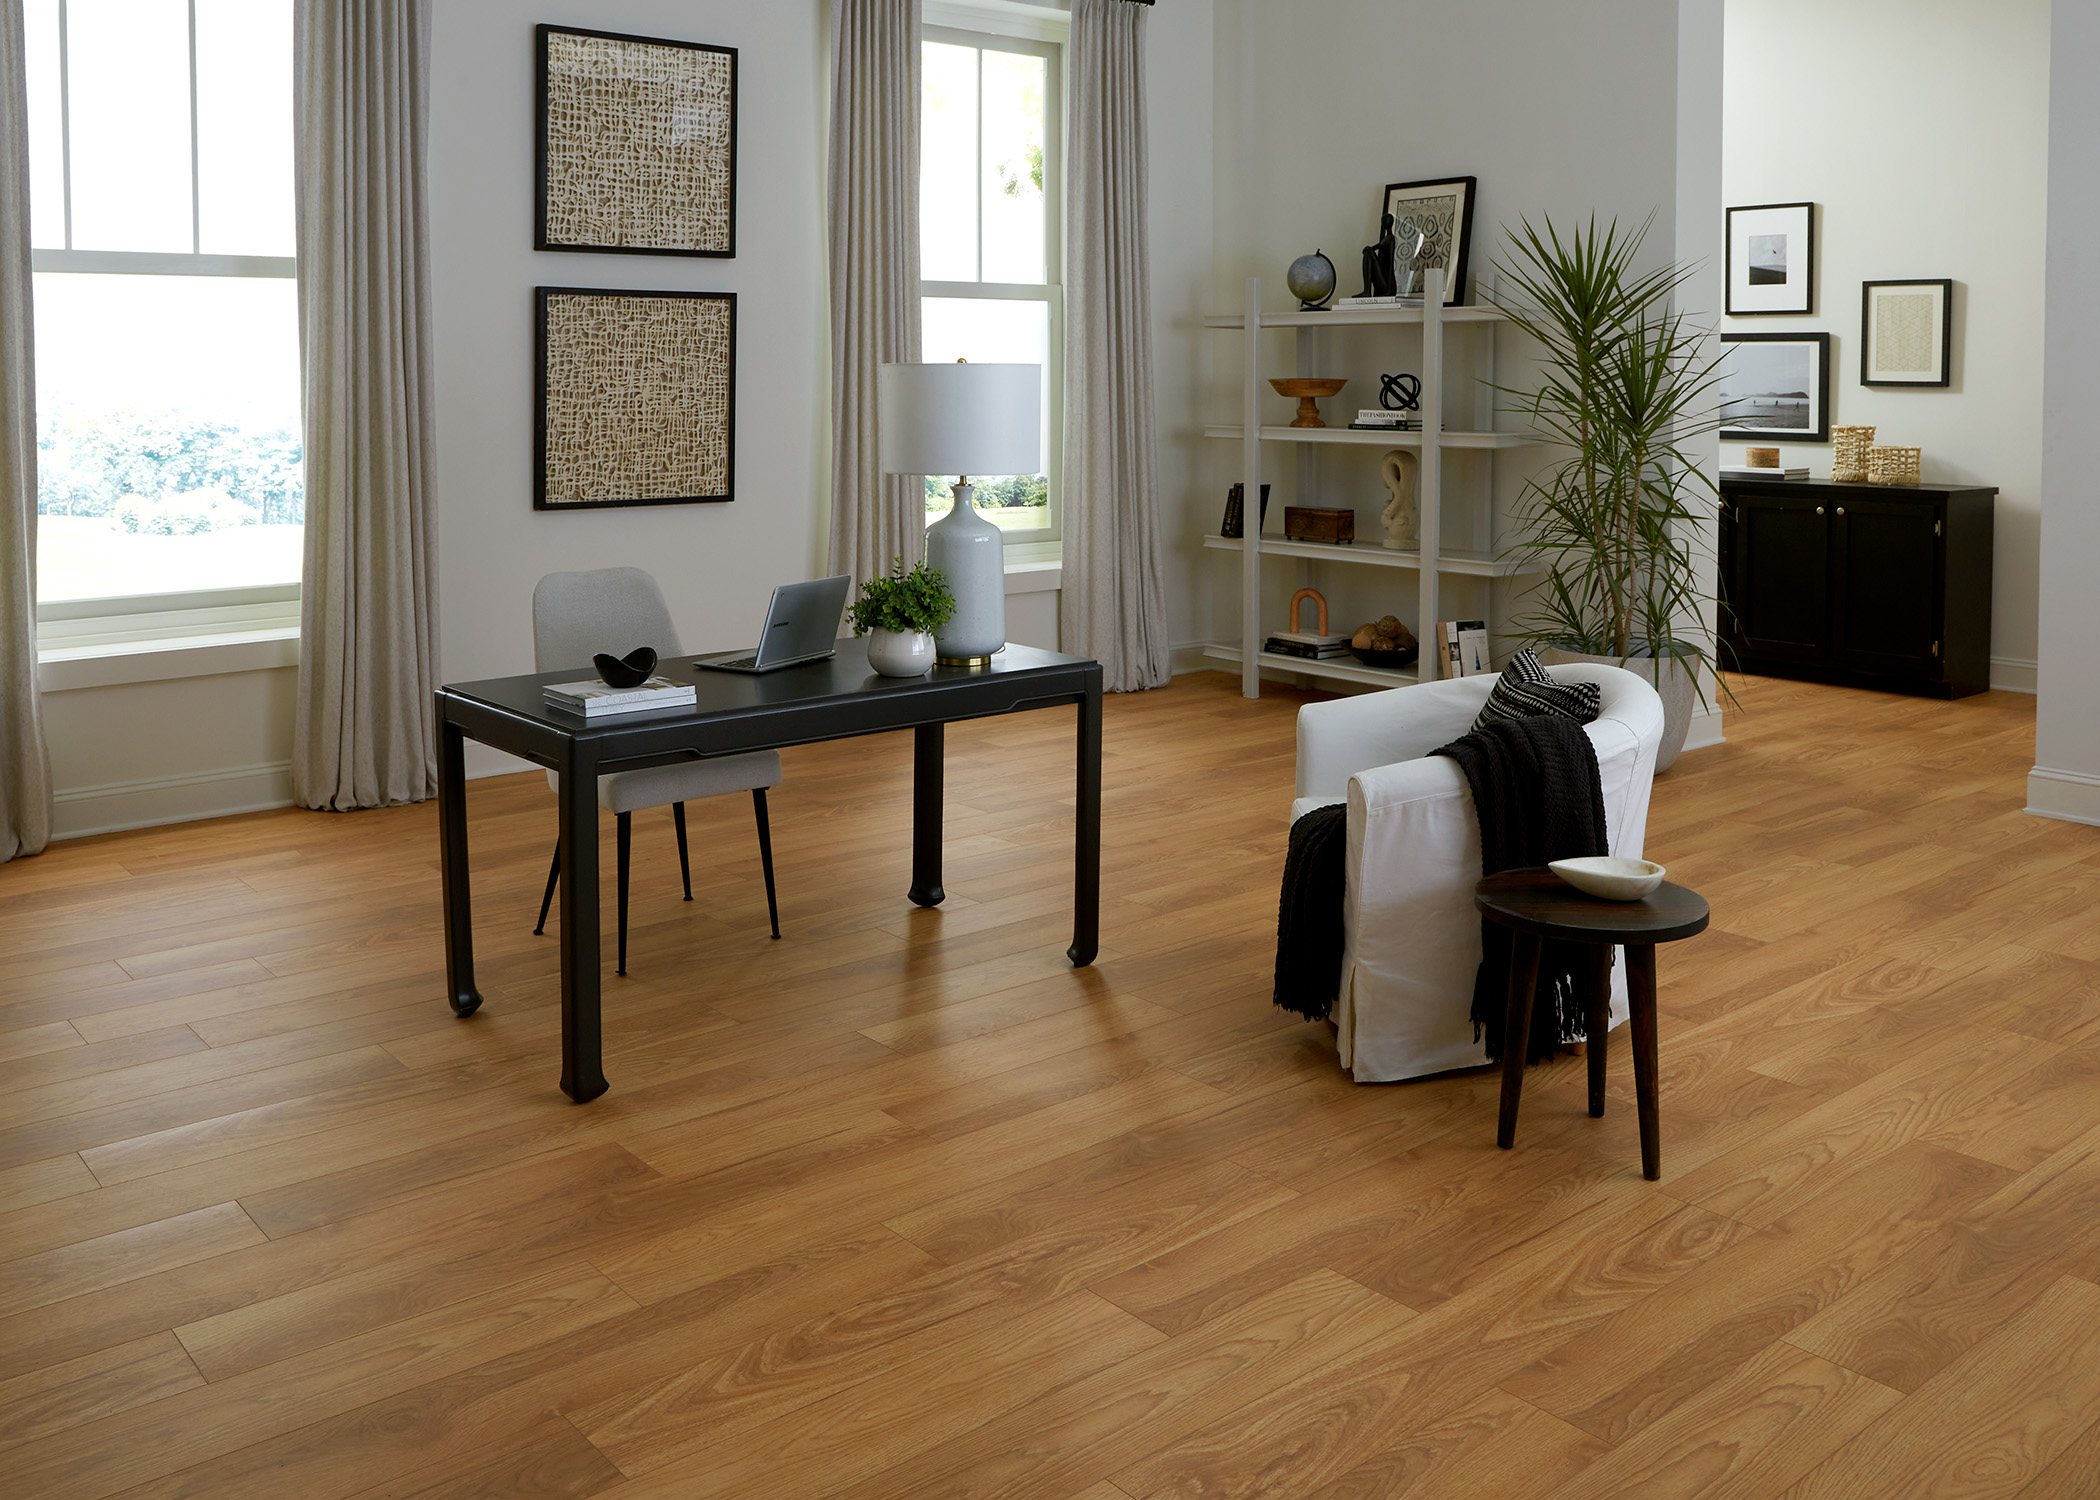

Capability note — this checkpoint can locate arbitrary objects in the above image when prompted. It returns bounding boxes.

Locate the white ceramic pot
[866,628,937,677]
[1545,645,1700,773]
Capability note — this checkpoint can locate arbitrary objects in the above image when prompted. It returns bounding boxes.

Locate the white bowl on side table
[1549,856,1667,901]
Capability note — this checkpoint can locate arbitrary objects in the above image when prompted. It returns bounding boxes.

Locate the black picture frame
[1379,175,1478,306]
[1725,201,1815,316]
[1860,279,1954,387]
[536,24,738,258]
[1718,331,1831,443]
[535,286,737,511]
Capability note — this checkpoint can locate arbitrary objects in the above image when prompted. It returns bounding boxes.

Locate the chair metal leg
[533,844,561,936]
[616,811,631,978]
[672,801,693,901]
[753,788,781,940]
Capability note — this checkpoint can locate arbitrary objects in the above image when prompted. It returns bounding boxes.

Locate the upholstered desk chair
[532,567,782,975]
[1293,664,1665,1083]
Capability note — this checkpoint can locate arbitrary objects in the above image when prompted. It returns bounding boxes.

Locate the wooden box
[1284,506,1354,545]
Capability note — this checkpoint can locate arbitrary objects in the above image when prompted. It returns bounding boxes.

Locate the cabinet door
[1832,498,1941,677]
[1730,495,1830,664]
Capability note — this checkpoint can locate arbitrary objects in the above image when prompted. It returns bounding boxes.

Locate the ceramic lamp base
[925,480,1007,662]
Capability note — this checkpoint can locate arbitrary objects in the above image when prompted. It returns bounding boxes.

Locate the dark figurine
[1379,372,1422,412]
[1359,212,1398,299]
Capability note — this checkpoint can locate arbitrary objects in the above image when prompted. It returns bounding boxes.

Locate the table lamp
[879,360,1042,665]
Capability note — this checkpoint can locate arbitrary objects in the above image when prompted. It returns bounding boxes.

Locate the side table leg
[909,724,945,908]
[1069,673,1102,968]
[1628,942,1661,1180]
[1497,932,1543,1149]
[438,718,481,1018]
[1586,945,1612,1118]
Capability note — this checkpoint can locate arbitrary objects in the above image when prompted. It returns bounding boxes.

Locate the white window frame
[31,0,301,642]
[920,21,1064,561]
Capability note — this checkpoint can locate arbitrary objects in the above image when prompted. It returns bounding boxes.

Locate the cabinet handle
[1816,506,1825,516]
[1836,506,1846,516]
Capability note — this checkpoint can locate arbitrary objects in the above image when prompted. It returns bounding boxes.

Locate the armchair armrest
[1296,677,1495,802]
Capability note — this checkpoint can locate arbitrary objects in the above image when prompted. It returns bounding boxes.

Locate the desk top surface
[439,639,1097,738]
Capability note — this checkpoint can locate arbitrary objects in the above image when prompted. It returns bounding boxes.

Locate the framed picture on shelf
[537,24,738,257]
[1379,176,1477,305]
[1717,331,1831,443]
[1861,278,1953,387]
[1220,483,1271,539]
[1725,201,1815,315]
[535,287,736,510]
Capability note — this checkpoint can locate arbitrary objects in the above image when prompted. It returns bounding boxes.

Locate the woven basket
[1832,425,1876,484]
[1867,445,1921,487]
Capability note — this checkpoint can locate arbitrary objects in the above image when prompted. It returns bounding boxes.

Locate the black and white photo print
[1718,331,1831,442]
[1726,202,1816,315]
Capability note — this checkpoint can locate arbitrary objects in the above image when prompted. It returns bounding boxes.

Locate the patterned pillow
[1471,646,1602,731]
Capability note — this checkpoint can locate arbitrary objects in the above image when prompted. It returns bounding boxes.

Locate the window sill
[39,627,301,692]
[1004,549,1061,594]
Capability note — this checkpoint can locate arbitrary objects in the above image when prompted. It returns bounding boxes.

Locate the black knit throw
[1433,715,1609,1065]
[1273,802,1349,1021]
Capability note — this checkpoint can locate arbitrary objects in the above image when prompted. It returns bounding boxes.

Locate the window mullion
[57,0,72,249]
[973,47,983,283]
[187,0,201,254]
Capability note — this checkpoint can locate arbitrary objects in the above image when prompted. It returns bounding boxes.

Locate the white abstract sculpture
[1380,449,1419,549]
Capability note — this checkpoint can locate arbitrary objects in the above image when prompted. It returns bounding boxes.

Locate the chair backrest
[533,567,683,674]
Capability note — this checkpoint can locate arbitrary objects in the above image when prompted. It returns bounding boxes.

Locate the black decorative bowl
[1350,645,1419,671]
[593,647,659,689]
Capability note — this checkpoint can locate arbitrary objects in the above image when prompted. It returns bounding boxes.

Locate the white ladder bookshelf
[1203,268,1536,699]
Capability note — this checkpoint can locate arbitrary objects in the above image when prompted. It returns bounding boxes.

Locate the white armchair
[1293,665,1665,1083]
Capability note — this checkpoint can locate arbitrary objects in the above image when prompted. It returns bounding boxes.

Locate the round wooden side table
[1474,868,1710,1181]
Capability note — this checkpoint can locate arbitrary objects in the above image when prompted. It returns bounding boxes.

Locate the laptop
[694,575,854,674]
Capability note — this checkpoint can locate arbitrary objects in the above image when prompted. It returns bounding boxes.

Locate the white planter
[1545,645,1700,773]
[866,628,937,677]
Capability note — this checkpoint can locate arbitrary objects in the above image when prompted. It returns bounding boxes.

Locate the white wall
[1722,0,2049,692]
[2031,1,2100,824]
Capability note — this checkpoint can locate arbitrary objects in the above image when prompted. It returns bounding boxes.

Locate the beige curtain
[826,0,923,591]
[1063,0,1168,692]
[0,0,52,861]
[291,0,439,811]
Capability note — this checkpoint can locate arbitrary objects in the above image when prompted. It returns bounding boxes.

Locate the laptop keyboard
[711,654,760,670]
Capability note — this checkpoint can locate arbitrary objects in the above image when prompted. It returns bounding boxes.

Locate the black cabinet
[1719,478,1995,699]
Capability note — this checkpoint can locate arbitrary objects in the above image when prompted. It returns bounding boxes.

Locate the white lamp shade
[879,362,1042,475]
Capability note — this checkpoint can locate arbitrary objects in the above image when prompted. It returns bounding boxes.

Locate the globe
[1286,250,1337,310]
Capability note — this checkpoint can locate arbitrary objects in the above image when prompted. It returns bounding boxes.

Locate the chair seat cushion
[545,750,782,814]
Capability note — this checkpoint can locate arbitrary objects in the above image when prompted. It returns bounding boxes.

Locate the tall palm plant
[1488,215,1723,677]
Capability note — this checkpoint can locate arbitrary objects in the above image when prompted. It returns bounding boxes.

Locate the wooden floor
[2,670,2098,1498]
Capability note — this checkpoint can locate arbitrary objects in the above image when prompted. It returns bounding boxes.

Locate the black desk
[435,641,1103,1101]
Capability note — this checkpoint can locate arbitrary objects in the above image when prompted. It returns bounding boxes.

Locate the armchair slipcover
[1293,665,1666,1083]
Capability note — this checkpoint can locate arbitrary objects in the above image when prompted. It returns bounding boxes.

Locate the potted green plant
[849,557,958,676]
[1488,215,1724,770]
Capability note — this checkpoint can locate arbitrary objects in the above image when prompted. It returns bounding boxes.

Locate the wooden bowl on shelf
[1350,644,1419,671]
[1270,377,1348,428]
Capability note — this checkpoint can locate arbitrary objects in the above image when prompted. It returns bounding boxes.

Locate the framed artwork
[1380,176,1477,305]
[535,287,736,510]
[537,24,738,257]
[1718,331,1831,443]
[1725,201,1815,315]
[1861,279,1953,387]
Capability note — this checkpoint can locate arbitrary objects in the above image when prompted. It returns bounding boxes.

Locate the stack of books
[1349,409,1423,432]
[543,675,697,717]
[1333,295,1424,309]
[1436,620,1491,677]
[1719,464,1809,481]
[1264,630,1352,661]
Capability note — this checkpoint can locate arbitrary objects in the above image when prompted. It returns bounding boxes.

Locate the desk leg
[1628,943,1661,1180]
[438,719,481,1018]
[909,724,945,908]
[557,750,608,1103]
[1496,932,1543,1149]
[1069,675,1101,967]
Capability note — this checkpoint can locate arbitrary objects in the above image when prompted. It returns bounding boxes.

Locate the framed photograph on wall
[1380,176,1477,305]
[535,287,736,510]
[1725,201,1815,315]
[1861,279,1953,387]
[1718,331,1831,443]
[537,24,738,257]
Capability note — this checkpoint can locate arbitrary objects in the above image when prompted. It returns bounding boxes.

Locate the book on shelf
[543,675,696,716]
[1332,295,1424,309]
[1435,620,1490,677]
[1264,634,1351,660]
[1351,411,1423,427]
[1719,465,1809,481]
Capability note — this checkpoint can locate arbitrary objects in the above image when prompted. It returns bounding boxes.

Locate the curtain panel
[1062,0,1169,692]
[291,0,441,811]
[0,0,52,861]
[826,0,923,592]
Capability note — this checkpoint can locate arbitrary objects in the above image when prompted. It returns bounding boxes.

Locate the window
[920,27,1060,543]
[26,0,301,606]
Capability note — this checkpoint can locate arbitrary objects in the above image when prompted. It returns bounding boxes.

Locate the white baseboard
[1169,640,1217,677]
[1680,704,1726,754]
[52,760,295,840]
[2027,765,2100,826]
[1991,656,2038,694]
